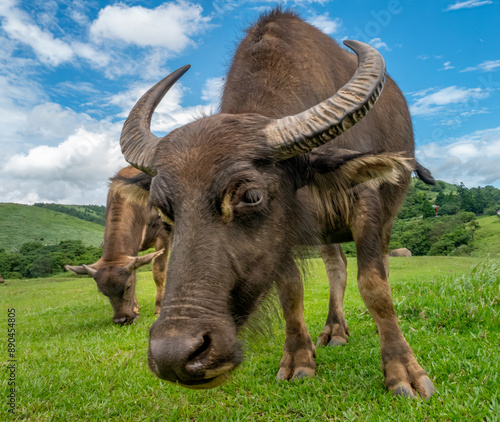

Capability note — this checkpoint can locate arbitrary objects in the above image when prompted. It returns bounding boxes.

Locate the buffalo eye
[236,188,264,208]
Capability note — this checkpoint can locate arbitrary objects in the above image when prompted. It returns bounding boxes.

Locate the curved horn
[265,40,386,161]
[82,264,98,277]
[120,65,191,175]
[65,264,91,275]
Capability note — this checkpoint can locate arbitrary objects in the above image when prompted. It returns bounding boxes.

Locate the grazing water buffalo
[390,248,412,257]
[65,166,170,325]
[116,9,435,397]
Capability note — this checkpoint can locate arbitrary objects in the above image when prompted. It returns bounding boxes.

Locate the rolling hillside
[472,215,500,258]
[0,203,104,252]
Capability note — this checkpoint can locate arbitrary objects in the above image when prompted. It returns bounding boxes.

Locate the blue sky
[0,0,499,205]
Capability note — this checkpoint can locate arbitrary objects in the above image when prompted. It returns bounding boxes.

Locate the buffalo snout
[148,319,242,389]
[112,311,138,325]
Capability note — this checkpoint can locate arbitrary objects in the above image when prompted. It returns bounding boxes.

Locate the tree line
[33,203,106,226]
[0,240,101,279]
[388,180,500,256]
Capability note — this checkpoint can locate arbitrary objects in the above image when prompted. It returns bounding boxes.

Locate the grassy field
[1,256,499,421]
[0,203,104,252]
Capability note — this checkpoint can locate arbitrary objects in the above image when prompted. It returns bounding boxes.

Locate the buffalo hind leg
[276,259,316,381]
[316,244,350,347]
[152,238,168,315]
[354,219,435,398]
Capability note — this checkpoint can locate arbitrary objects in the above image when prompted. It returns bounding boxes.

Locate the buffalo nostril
[113,316,127,325]
[185,334,211,372]
[149,333,213,380]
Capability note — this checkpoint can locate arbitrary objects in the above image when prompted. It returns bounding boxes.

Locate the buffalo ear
[305,149,414,189]
[125,249,165,272]
[111,171,152,206]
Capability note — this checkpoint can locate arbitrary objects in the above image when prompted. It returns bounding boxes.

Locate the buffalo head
[65,249,163,325]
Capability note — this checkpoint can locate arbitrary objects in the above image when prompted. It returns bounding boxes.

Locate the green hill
[472,215,500,258]
[33,203,106,225]
[0,203,104,252]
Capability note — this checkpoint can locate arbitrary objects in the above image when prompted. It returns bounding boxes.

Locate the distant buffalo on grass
[390,248,412,257]
[65,166,170,325]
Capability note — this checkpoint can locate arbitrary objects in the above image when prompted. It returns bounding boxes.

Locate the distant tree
[457,183,474,212]
[421,199,436,219]
[20,242,44,255]
[27,255,53,278]
[470,188,487,214]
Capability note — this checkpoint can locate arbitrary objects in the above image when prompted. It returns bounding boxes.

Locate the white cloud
[108,74,216,137]
[201,77,224,104]
[410,86,490,116]
[369,38,390,51]
[21,103,92,143]
[446,0,492,11]
[439,61,454,71]
[0,2,73,66]
[416,126,500,187]
[461,60,500,73]
[307,13,341,35]
[417,55,443,61]
[1,125,127,204]
[72,42,110,68]
[0,67,47,158]
[90,2,212,52]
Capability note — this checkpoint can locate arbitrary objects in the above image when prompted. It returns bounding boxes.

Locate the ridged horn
[264,40,386,161]
[120,65,191,176]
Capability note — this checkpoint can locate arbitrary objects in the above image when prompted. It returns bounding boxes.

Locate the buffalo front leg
[152,240,168,316]
[316,243,350,347]
[276,260,316,381]
[354,229,435,398]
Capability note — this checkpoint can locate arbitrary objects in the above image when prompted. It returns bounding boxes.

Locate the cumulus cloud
[445,0,492,11]
[0,66,48,158]
[410,86,490,117]
[0,1,73,66]
[21,103,93,143]
[201,77,224,104]
[307,13,341,35]
[417,126,500,187]
[369,38,390,51]
[0,124,127,204]
[90,2,212,52]
[461,59,500,73]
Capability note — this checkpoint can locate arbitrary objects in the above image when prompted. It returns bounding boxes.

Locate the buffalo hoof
[390,382,417,399]
[328,336,347,347]
[277,366,315,382]
[419,376,436,399]
[388,376,435,399]
[316,322,349,348]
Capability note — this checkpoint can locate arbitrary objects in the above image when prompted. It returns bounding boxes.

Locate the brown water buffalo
[390,248,412,257]
[65,166,170,325]
[115,9,435,397]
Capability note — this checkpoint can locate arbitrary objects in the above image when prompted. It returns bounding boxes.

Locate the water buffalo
[116,9,435,397]
[65,166,170,325]
[390,248,412,257]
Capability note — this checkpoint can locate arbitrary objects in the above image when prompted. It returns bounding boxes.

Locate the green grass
[1,257,499,421]
[472,216,500,258]
[0,203,104,252]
